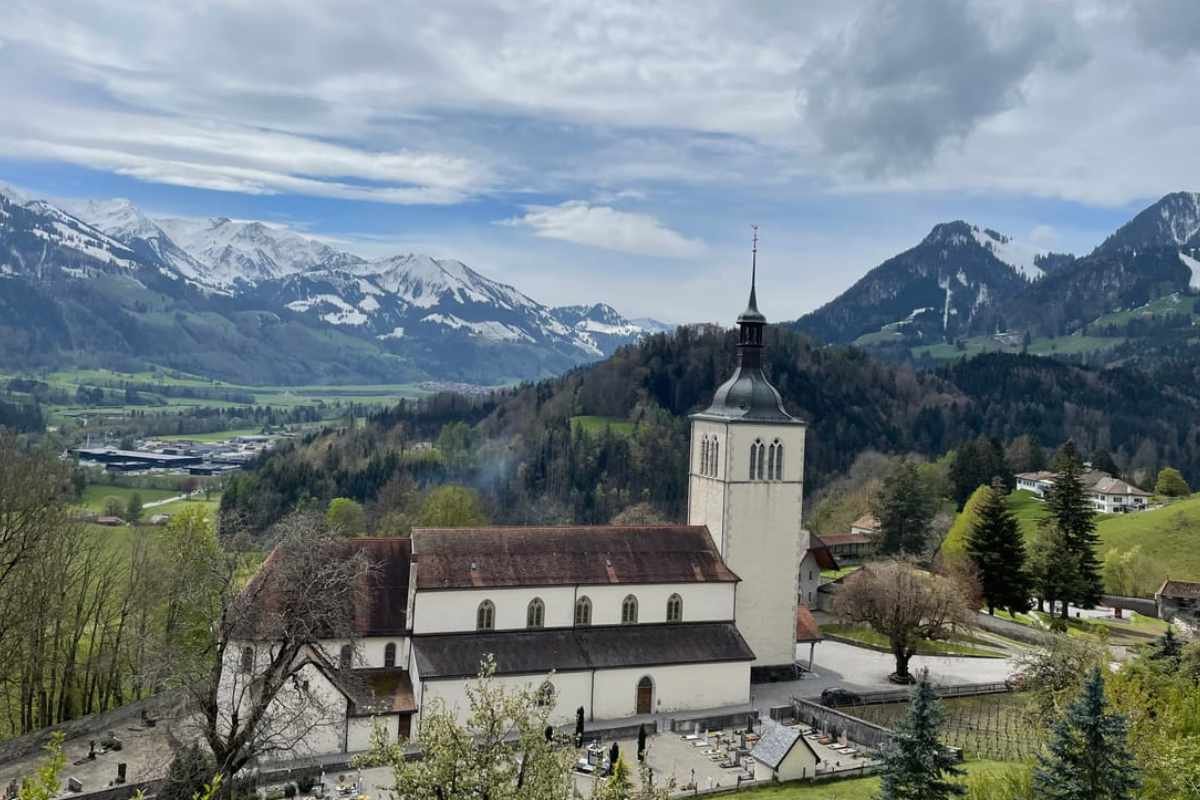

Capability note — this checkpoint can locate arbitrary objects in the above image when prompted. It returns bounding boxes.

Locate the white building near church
[225,252,826,754]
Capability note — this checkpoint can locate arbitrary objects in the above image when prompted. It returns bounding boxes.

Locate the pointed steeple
[691,227,801,424]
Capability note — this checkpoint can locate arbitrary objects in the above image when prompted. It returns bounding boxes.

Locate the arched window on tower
[384,642,396,668]
[621,594,639,624]
[749,440,758,479]
[477,600,495,631]
[700,438,708,475]
[666,593,683,623]
[767,442,776,480]
[527,597,545,629]
[751,439,766,480]
[774,439,783,480]
[575,595,592,626]
[711,439,718,476]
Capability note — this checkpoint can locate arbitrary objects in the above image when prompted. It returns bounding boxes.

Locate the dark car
[820,687,862,707]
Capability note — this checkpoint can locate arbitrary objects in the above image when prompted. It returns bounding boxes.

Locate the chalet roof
[795,605,822,643]
[850,513,880,531]
[411,622,755,679]
[411,525,738,590]
[751,722,819,769]
[237,537,411,638]
[1158,579,1200,599]
[1089,476,1151,497]
[1016,471,1056,481]
[806,534,838,571]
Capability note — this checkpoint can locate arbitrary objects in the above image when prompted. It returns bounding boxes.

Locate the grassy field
[909,333,1123,362]
[1087,292,1198,329]
[821,624,1006,658]
[740,760,1024,799]
[571,415,636,436]
[78,484,182,513]
[157,427,266,442]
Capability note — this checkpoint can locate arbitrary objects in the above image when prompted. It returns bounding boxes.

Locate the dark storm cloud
[798,0,1087,174]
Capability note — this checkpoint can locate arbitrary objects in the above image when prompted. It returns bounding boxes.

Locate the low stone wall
[789,698,894,754]
[973,612,1055,646]
[1101,594,1160,618]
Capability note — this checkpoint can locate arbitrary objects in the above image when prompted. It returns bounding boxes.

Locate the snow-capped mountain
[152,215,366,286]
[797,220,1037,344]
[0,187,654,383]
[552,303,672,354]
[1095,192,1200,254]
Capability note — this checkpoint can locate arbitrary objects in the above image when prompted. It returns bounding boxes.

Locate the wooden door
[397,713,412,741]
[636,678,653,715]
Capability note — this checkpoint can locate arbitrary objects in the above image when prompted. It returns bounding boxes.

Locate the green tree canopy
[878,672,965,800]
[417,485,488,528]
[1033,667,1140,800]
[966,479,1031,615]
[126,492,143,523]
[1155,467,1191,497]
[326,497,367,537]
[1041,441,1102,616]
[871,459,937,557]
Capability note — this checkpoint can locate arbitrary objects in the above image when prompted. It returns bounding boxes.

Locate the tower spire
[748,224,759,312]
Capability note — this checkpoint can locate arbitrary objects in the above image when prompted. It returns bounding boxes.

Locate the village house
[1156,579,1200,637]
[818,514,877,565]
[226,260,830,754]
[1015,470,1151,513]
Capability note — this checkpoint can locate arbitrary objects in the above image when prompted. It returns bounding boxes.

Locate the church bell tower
[686,228,807,671]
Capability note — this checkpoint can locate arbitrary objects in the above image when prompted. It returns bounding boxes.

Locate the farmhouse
[227,260,828,754]
[1156,579,1200,636]
[1015,469,1151,513]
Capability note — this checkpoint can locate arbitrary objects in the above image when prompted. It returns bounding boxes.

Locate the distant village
[72,433,287,478]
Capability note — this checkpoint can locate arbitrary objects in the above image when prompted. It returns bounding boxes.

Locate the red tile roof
[795,604,822,643]
[411,525,738,590]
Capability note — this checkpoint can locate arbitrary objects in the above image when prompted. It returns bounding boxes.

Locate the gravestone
[116,763,127,785]
[68,777,83,793]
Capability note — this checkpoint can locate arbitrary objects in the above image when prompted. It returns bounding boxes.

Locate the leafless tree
[833,560,974,683]
[170,512,375,786]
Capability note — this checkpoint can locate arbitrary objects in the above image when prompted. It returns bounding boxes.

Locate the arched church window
[536,680,556,707]
[711,440,718,476]
[753,441,766,480]
[621,594,639,624]
[240,646,254,674]
[575,595,592,626]
[666,593,683,623]
[527,597,545,629]
[749,440,758,479]
[477,600,495,631]
[774,440,783,480]
[384,642,396,668]
[339,644,352,671]
[700,438,708,475]
[767,442,776,480]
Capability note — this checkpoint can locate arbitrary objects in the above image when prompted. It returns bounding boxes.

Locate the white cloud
[1029,224,1060,248]
[501,201,706,258]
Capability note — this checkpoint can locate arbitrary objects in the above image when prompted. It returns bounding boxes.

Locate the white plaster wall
[314,636,410,669]
[720,423,806,667]
[591,661,750,719]
[753,736,818,783]
[412,586,578,634]
[582,583,734,626]
[418,671,593,728]
[256,662,348,759]
[413,583,734,633]
[347,714,403,752]
[688,420,730,553]
[798,547,821,609]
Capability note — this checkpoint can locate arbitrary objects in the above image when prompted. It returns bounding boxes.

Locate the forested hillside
[221,325,1200,535]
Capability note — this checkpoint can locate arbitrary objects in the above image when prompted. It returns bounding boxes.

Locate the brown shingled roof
[795,604,822,643]
[411,525,737,590]
[819,532,872,547]
[1158,579,1200,599]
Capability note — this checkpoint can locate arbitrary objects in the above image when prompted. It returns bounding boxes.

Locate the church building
[225,246,826,756]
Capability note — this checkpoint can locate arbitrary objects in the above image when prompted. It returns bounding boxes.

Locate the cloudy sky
[2,0,1198,322]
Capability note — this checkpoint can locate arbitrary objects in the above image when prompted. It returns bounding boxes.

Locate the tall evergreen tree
[1042,441,1102,617]
[871,459,936,556]
[878,671,965,800]
[949,437,1013,509]
[966,479,1031,615]
[1033,667,1140,800]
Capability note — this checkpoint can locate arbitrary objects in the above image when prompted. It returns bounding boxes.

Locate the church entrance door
[636,676,653,715]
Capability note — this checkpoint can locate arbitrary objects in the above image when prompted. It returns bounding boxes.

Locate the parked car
[819,687,861,707]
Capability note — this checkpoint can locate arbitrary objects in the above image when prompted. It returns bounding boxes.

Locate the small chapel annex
[224,245,830,756]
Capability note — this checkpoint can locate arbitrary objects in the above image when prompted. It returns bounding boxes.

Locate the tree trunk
[892,647,912,684]
[1037,596,1044,612]
[988,604,995,616]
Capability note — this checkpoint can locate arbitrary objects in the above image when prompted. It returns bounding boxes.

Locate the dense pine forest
[220,325,1200,535]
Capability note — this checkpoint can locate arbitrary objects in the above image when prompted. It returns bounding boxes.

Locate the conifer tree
[1033,667,1139,800]
[965,479,1031,615]
[1150,626,1182,663]
[871,459,936,556]
[1042,441,1102,617]
[878,671,965,800]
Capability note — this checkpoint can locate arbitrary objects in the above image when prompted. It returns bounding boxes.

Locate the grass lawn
[740,760,1024,799]
[78,484,181,513]
[157,427,266,442]
[822,624,1006,658]
[571,415,635,436]
[821,565,862,582]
